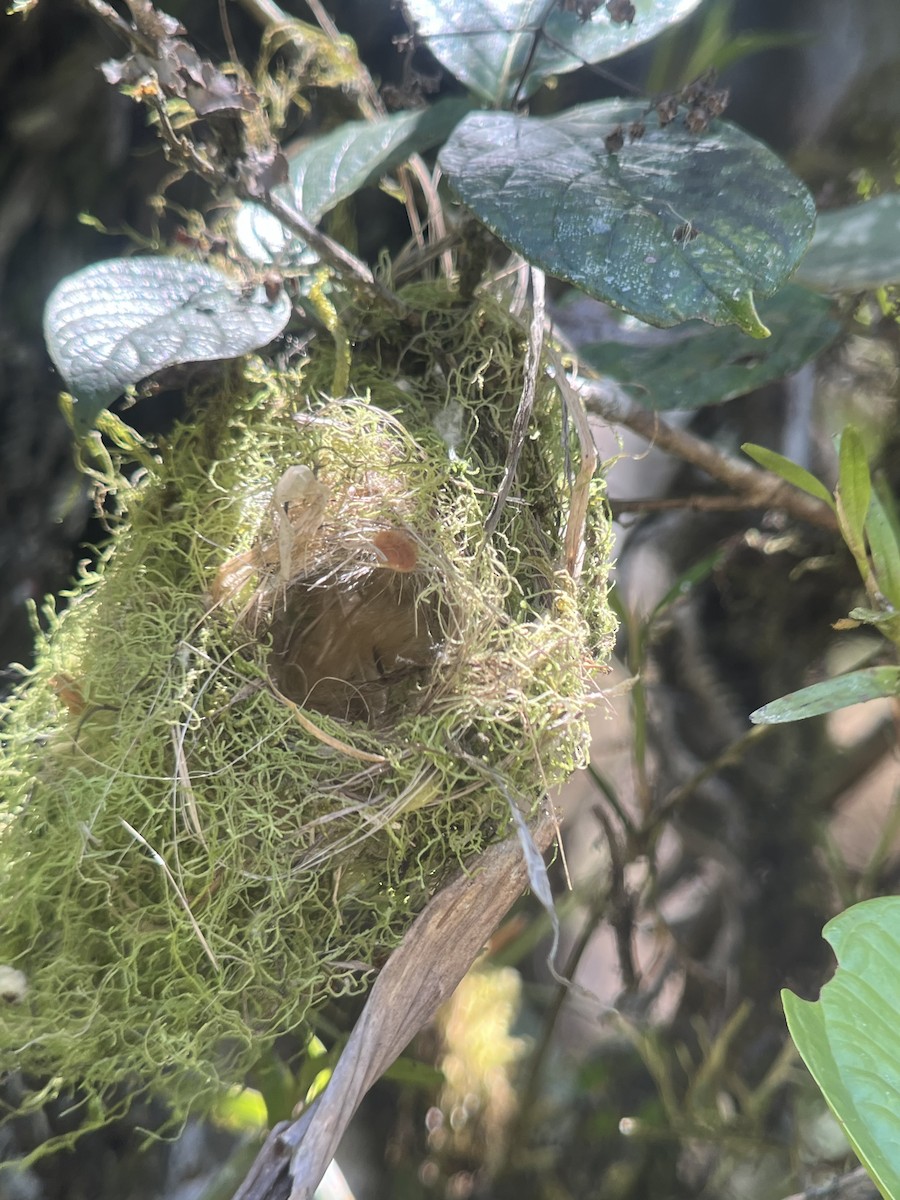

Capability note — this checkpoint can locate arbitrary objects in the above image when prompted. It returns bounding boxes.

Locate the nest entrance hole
[269,570,445,725]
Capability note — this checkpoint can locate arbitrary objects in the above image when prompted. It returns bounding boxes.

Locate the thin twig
[580,379,839,533]
[591,803,638,989]
[779,1166,878,1200]
[485,268,545,538]
[650,724,773,831]
[547,346,598,579]
[234,0,291,28]
[610,493,794,517]
[260,191,407,316]
[218,0,240,65]
[78,0,154,46]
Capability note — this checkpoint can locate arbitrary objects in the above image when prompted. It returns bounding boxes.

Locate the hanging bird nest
[0,283,615,1149]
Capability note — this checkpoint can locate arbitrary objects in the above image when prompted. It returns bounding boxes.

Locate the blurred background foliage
[2,1,900,1198]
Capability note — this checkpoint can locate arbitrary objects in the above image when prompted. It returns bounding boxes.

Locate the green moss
[0,286,615,1150]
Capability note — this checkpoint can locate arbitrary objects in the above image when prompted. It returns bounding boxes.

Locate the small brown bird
[270,570,442,724]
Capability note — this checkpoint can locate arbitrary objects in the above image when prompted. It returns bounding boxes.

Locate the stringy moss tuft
[0,284,615,1151]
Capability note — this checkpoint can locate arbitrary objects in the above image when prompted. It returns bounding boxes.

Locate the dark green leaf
[579,287,839,410]
[837,426,872,561]
[750,667,900,724]
[783,897,900,1200]
[236,99,471,264]
[796,193,900,292]
[440,102,815,334]
[741,441,836,511]
[403,0,703,107]
[43,257,291,432]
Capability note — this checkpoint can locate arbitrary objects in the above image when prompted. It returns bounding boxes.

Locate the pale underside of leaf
[43,257,291,431]
[403,0,704,106]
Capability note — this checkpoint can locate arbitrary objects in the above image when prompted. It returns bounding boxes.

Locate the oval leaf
[439,102,815,333]
[44,257,291,432]
[236,98,471,265]
[403,0,703,107]
[795,193,900,293]
[783,897,900,1200]
[578,286,839,409]
[750,666,900,725]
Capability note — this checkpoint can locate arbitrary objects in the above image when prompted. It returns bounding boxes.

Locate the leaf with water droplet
[440,101,816,333]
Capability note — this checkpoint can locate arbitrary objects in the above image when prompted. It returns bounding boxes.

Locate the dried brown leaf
[232,810,555,1200]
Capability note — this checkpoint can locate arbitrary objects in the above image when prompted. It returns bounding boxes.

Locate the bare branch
[609,493,786,517]
[581,379,838,533]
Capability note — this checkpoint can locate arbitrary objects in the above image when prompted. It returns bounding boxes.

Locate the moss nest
[0,285,615,1140]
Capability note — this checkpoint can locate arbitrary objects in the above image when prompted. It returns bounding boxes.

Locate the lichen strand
[0,286,615,1146]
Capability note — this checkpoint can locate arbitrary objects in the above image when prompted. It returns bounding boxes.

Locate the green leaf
[439,102,815,333]
[383,1057,446,1087]
[795,193,900,293]
[579,286,840,410]
[750,667,900,724]
[867,487,900,610]
[837,426,872,561]
[845,607,900,644]
[211,1085,268,1132]
[741,441,836,511]
[648,549,724,625]
[235,98,471,265]
[43,257,291,432]
[706,29,808,74]
[783,897,900,1200]
[402,0,704,108]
